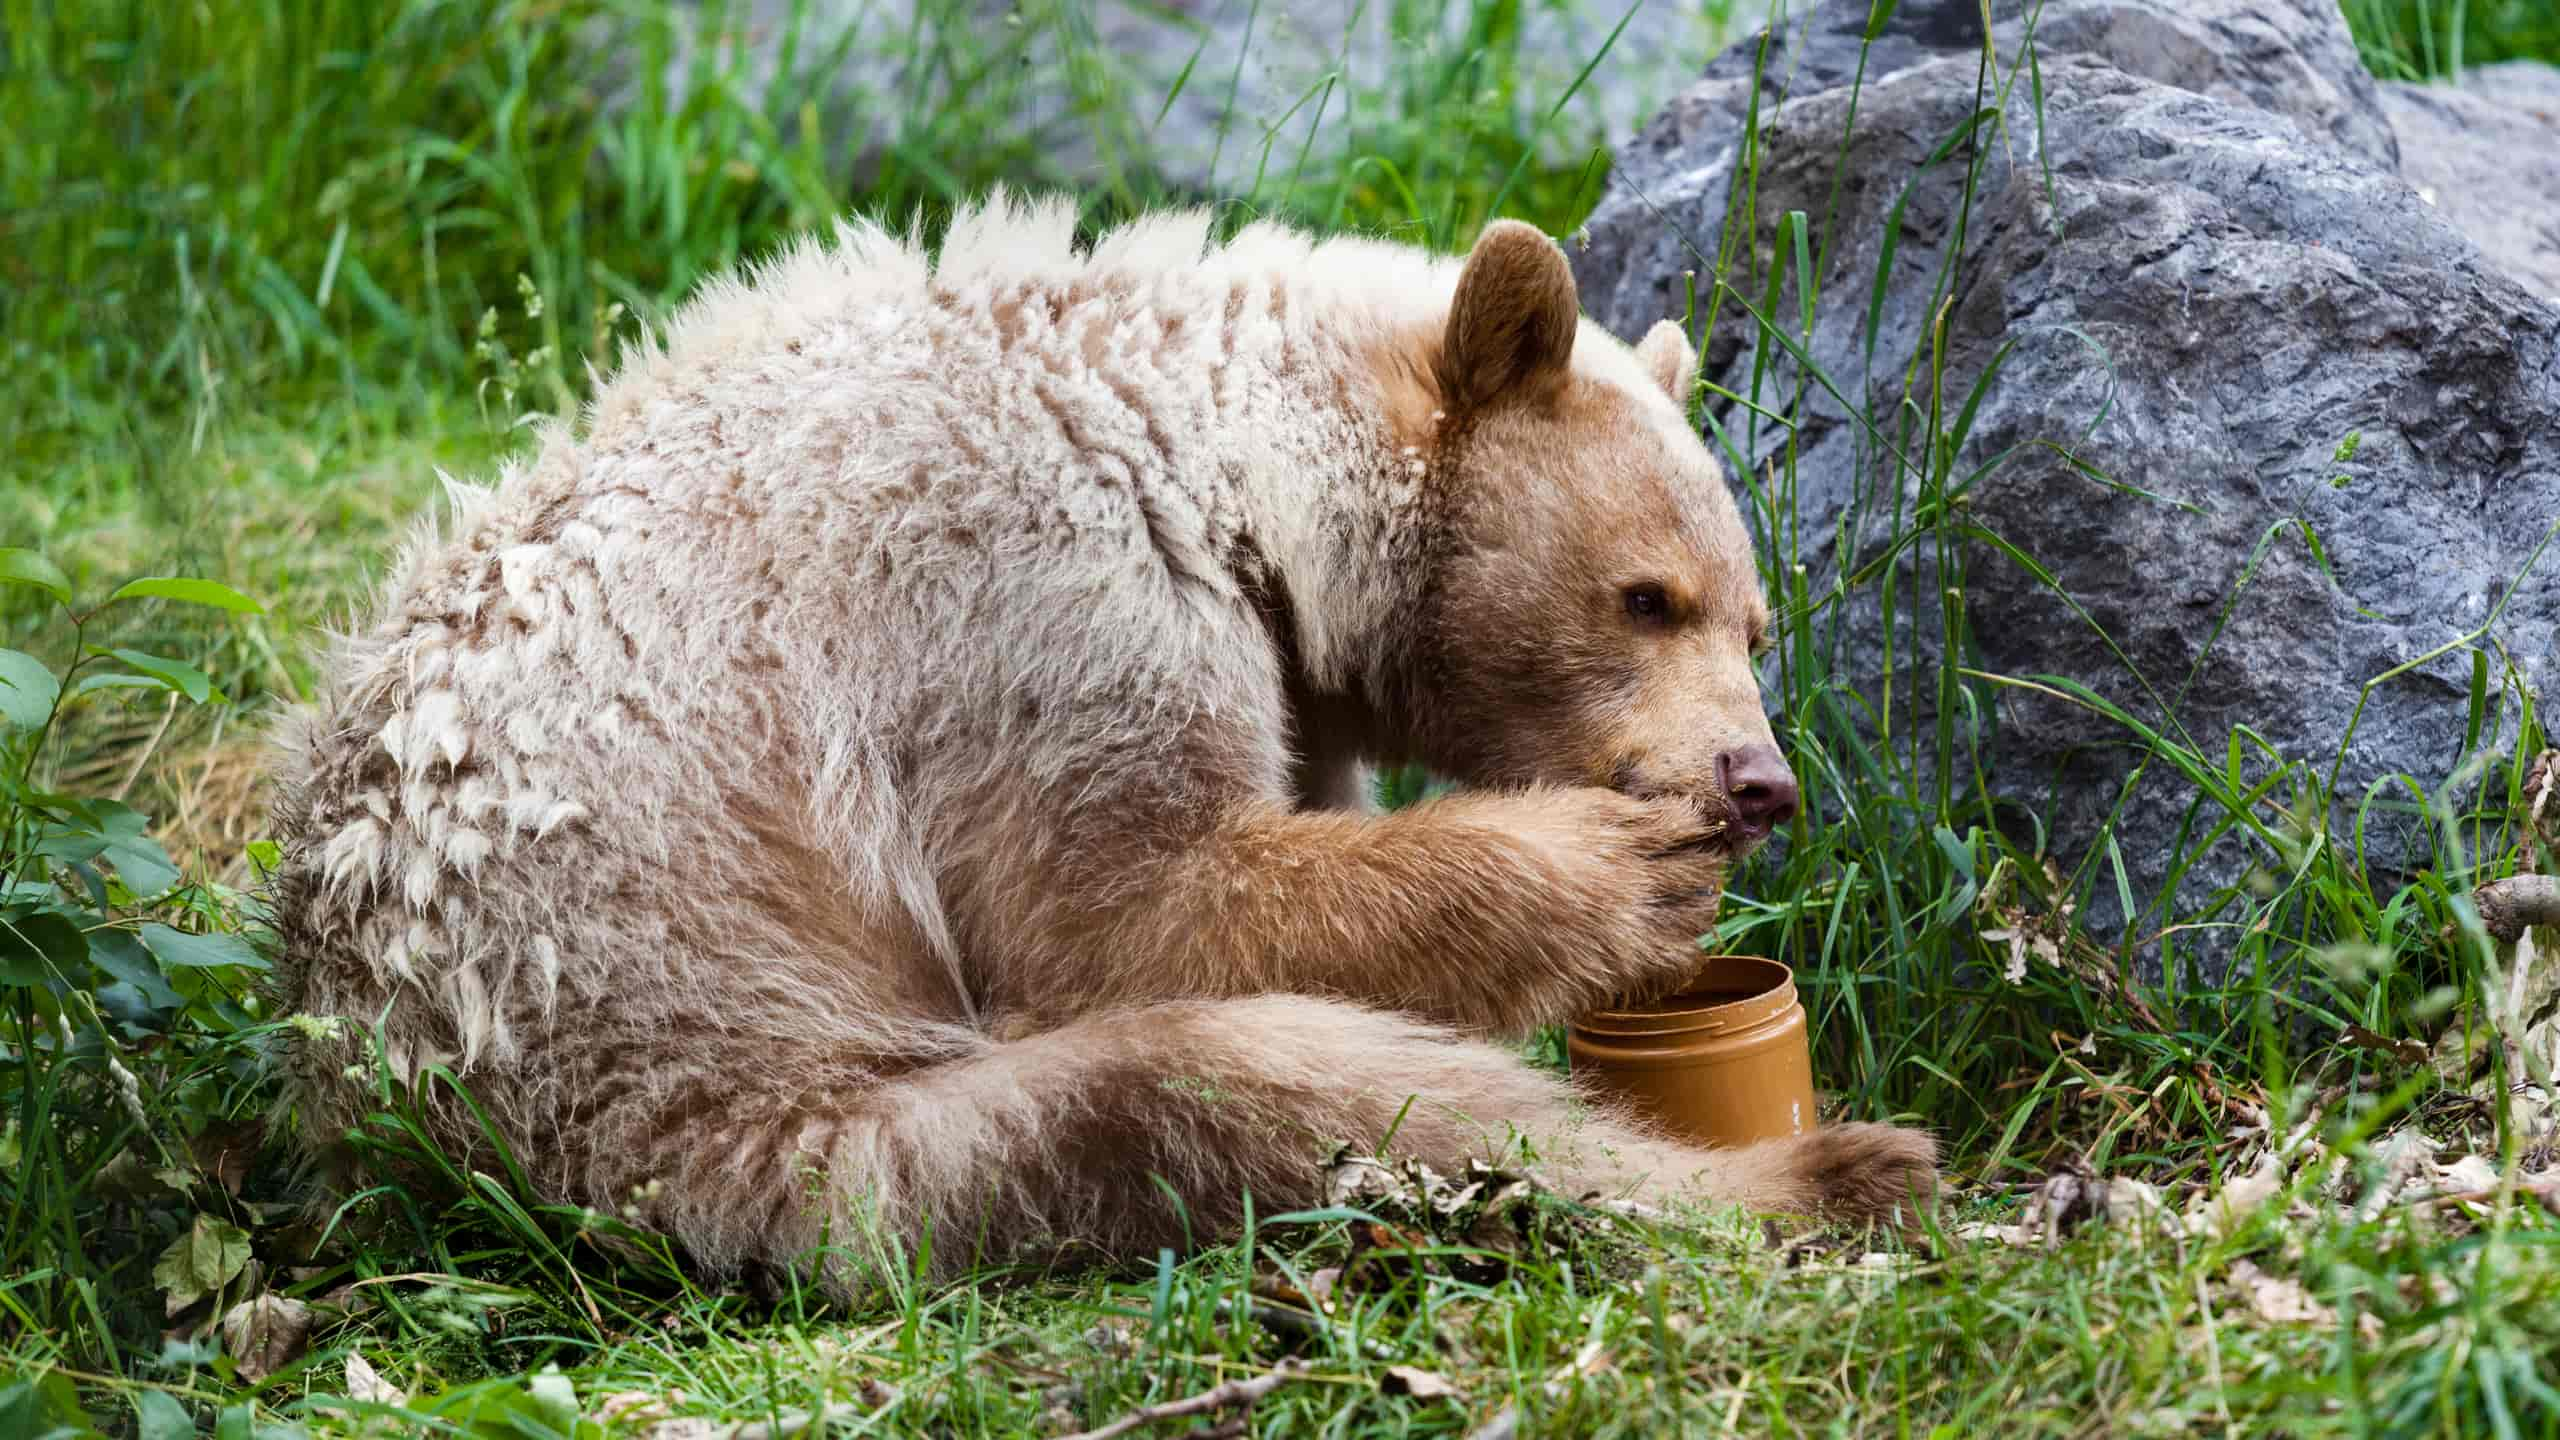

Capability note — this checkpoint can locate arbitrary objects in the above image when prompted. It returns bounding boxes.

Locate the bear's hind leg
[632,995,1935,1292]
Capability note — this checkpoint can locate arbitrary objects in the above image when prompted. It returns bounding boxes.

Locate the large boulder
[2381,61,2560,300]
[644,0,1730,197]
[1615,0,2397,177]
[1573,0,2560,955]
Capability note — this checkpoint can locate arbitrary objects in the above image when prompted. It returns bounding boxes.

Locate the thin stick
[111,691,181,802]
[1055,1360,1312,1440]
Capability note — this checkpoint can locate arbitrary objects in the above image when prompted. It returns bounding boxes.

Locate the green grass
[7,0,2560,1435]
[2344,0,2560,80]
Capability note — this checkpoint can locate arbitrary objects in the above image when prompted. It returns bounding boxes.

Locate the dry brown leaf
[1081,1319,1141,1358]
[2021,1161,2107,1243]
[344,1351,406,1407]
[2230,1259,2334,1327]
[2103,1178,2173,1231]
[2363,1129,2438,1216]
[1952,1219,2033,1247]
[185,1118,265,1198]
[2340,1024,2431,1067]
[1381,1366,1459,1401]
[2186,1153,2285,1242]
[1323,1152,1406,1208]
[2435,1153,2503,1196]
[221,1293,313,1383]
[596,1390,677,1426]
[1305,1267,1342,1312]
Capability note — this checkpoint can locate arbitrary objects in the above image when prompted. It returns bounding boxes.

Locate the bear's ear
[1635,319,1698,405]
[1440,220,1578,409]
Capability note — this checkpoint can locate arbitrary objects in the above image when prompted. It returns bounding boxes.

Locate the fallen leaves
[343,1352,407,1407]
[1304,1147,1607,1295]
[1954,1158,2183,1249]
[2339,1023,2430,1067]
[219,1293,313,1384]
[156,1213,253,1318]
[1952,1053,2560,1361]
[1379,1365,1459,1401]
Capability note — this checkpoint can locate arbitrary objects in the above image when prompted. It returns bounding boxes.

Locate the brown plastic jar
[1567,954,1817,1148]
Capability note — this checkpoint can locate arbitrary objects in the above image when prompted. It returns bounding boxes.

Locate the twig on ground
[1055,1360,1312,1440]
[2476,875,2560,944]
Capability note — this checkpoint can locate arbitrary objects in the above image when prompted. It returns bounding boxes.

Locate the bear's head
[1403,220,1796,851]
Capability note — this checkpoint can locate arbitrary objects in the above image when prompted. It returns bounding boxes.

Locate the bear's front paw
[1559,789,1734,1004]
[1784,1122,1940,1229]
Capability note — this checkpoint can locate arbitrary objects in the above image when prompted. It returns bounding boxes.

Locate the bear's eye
[1622,583,1671,624]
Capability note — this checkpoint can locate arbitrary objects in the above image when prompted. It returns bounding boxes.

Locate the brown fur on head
[1398,221,1784,846]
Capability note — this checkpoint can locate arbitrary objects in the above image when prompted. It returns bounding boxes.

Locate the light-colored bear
[269,192,1936,1289]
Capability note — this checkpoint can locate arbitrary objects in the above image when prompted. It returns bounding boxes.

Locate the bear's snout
[1716,744,1800,840]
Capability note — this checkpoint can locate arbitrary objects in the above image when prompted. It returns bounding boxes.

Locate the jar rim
[1571,954,1799,1038]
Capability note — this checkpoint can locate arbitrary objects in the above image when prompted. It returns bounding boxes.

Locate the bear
[267,191,1938,1292]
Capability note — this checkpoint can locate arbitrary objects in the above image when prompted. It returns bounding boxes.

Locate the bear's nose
[1716,744,1799,838]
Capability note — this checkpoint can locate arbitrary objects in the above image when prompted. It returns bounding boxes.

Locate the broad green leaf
[0,908,87,986]
[87,798,151,840]
[34,823,113,865]
[32,799,150,866]
[142,923,269,972]
[0,548,73,605]
[0,648,60,729]
[135,1390,194,1440]
[525,1368,582,1434]
[417,1372,600,1440]
[108,577,266,615]
[103,835,183,899]
[0,1370,102,1437]
[67,673,169,703]
[94,979,165,1029]
[100,648,220,704]
[154,1213,253,1313]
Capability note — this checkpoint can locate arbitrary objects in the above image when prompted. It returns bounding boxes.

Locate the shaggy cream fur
[269,192,1935,1289]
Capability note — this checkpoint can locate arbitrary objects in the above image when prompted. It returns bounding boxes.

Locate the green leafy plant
[1,548,282,1376]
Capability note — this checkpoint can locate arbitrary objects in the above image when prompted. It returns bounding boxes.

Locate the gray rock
[2015,0,2400,169]
[1604,0,2398,224]
[645,0,1731,197]
[1574,4,2560,956]
[2382,61,2560,300]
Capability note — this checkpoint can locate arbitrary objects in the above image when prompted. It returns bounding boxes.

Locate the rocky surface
[1573,0,2560,953]
[1617,0,2398,177]
[647,0,1731,196]
[2381,61,2560,300]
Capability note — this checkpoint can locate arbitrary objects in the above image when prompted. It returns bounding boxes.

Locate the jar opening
[1573,954,1799,1037]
